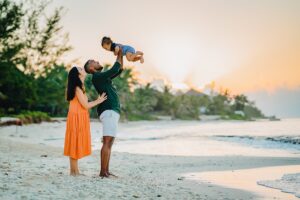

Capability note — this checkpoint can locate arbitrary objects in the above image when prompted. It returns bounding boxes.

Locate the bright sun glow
[171,82,190,91]
[149,33,199,88]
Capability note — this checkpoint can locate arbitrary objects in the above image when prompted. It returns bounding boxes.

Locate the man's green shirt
[92,62,122,116]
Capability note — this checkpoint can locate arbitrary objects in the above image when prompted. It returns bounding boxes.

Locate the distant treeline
[0,0,264,121]
[96,69,265,120]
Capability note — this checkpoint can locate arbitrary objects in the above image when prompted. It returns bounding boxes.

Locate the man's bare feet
[99,171,109,178]
[99,171,118,178]
[108,172,118,178]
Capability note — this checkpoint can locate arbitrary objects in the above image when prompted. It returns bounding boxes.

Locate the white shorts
[99,110,120,137]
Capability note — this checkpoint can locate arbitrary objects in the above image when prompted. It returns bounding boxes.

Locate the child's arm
[114,46,120,56]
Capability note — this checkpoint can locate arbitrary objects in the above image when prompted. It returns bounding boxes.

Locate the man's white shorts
[99,110,120,137]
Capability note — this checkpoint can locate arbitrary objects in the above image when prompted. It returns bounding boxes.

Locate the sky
[44,0,300,117]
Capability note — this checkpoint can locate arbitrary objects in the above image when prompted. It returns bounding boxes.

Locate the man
[84,48,123,178]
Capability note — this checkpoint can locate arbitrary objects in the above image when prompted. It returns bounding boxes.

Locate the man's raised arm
[111,47,124,79]
[98,47,123,79]
[116,47,123,70]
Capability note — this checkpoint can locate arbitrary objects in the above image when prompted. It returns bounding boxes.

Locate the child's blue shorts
[118,44,135,56]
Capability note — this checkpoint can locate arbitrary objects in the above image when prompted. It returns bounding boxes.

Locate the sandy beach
[1,119,300,199]
[2,0,300,199]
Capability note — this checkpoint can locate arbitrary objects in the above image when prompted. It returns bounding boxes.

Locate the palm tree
[233,94,249,111]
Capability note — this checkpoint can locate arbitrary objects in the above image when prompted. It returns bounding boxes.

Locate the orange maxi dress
[64,95,91,159]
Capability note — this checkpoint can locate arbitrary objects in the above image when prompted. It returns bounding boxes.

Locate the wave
[258,173,300,198]
[213,135,300,151]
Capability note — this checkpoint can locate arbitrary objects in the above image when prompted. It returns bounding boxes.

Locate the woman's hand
[97,93,107,104]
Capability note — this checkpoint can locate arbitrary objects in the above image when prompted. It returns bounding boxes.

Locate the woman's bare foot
[70,172,80,176]
[70,168,80,176]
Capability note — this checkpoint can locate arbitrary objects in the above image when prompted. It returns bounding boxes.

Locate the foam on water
[258,173,300,198]
[213,135,300,151]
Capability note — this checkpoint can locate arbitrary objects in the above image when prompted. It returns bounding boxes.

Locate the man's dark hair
[101,36,112,46]
[84,59,91,73]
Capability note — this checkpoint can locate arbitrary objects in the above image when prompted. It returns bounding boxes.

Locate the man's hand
[117,46,123,56]
[114,46,120,56]
[116,46,123,69]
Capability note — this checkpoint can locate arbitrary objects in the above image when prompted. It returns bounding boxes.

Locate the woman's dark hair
[101,36,113,46]
[66,67,85,101]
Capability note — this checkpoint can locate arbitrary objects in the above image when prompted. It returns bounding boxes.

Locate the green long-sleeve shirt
[92,62,122,116]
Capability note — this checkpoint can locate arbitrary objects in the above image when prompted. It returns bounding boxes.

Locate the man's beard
[95,65,103,71]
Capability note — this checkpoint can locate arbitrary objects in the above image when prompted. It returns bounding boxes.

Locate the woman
[64,66,107,176]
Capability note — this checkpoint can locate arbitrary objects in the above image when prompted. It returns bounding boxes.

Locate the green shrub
[220,113,248,120]
[125,113,158,121]
[15,111,51,124]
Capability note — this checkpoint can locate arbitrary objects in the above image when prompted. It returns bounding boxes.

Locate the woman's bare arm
[76,87,107,109]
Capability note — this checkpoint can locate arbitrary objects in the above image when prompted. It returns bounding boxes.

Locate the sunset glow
[43,0,300,116]
[50,0,300,94]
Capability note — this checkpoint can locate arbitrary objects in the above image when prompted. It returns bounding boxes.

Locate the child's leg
[132,56,142,62]
[139,55,144,63]
[136,51,143,56]
[126,52,144,63]
[136,51,144,63]
[125,52,134,61]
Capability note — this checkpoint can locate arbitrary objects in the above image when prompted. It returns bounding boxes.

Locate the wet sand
[185,165,300,200]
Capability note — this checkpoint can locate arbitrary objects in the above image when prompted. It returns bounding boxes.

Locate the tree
[172,95,200,120]
[35,64,68,116]
[155,86,173,115]
[18,1,72,75]
[0,0,24,62]
[132,84,158,114]
[0,0,35,114]
[233,94,249,111]
[207,94,231,115]
[0,0,72,115]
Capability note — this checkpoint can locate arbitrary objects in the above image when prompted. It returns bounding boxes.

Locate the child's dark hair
[101,36,113,46]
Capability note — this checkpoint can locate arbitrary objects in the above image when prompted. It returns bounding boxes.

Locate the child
[101,36,144,64]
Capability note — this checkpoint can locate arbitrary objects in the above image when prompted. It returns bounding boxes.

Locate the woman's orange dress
[64,95,91,159]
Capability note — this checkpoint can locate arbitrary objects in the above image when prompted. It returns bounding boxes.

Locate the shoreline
[185,165,300,200]
[0,114,282,127]
[1,120,299,158]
